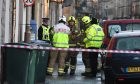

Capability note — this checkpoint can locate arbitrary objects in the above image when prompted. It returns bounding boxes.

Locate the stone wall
[98,0,140,19]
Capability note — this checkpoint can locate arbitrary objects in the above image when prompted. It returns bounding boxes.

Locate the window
[116,37,140,50]
[108,25,121,37]
[126,23,140,30]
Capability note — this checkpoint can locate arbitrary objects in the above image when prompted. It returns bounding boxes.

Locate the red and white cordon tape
[1,44,140,54]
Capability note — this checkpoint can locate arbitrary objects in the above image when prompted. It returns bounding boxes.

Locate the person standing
[79,19,91,76]
[38,17,51,42]
[38,17,52,75]
[64,16,80,75]
[81,16,104,77]
[47,16,70,76]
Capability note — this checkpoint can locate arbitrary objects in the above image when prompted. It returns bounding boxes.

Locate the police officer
[47,16,70,76]
[38,18,52,75]
[38,17,51,42]
[81,16,104,77]
[64,16,80,75]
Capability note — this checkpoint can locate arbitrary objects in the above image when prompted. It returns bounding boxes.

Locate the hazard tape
[1,44,140,54]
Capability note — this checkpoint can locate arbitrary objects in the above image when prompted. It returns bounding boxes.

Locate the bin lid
[31,40,51,46]
[4,42,32,46]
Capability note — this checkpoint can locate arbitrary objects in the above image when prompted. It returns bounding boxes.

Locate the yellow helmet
[82,16,91,24]
[68,16,75,22]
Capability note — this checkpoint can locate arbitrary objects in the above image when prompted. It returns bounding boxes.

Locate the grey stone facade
[98,0,140,19]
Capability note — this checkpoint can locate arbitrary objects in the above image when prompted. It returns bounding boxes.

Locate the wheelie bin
[1,42,51,84]
[32,40,51,83]
[1,43,37,84]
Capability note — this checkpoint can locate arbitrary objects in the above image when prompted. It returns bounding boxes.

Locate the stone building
[98,0,140,20]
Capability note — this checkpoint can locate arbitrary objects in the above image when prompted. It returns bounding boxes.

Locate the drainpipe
[58,4,63,17]
[131,0,136,19]
[50,1,57,26]
[0,0,3,44]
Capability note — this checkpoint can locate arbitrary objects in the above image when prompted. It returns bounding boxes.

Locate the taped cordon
[1,44,140,54]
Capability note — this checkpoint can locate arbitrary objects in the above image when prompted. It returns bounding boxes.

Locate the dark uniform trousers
[82,51,91,72]
[64,46,78,75]
[88,47,99,76]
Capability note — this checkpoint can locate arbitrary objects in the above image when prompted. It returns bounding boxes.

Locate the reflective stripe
[80,44,85,47]
[70,65,76,69]
[55,32,68,34]
[58,71,64,73]
[53,42,69,45]
[59,68,64,71]
[87,33,104,41]
[48,67,53,70]
[42,25,50,40]
[86,37,103,42]
[58,68,64,73]
[85,68,91,72]
[77,43,80,45]
[47,67,53,72]
[65,62,69,66]
[94,35,104,37]
[69,44,76,46]
[89,39,103,42]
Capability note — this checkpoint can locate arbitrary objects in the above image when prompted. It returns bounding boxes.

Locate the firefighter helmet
[68,16,75,22]
[59,15,66,22]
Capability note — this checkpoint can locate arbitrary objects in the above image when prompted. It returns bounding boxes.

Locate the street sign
[23,0,35,6]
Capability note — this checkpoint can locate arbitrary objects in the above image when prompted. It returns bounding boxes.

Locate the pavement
[45,52,102,84]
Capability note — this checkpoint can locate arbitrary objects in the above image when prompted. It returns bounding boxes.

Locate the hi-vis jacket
[38,25,50,41]
[53,23,70,48]
[83,24,105,48]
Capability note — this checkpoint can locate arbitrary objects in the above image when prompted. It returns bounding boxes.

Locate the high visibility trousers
[47,50,67,73]
[82,51,91,72]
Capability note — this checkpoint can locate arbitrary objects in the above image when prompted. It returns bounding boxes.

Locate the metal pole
[24,6,32,43]
[115,0,117,18]
[59,3,63,17]
[131,0,136,19]
[50,1,57,26]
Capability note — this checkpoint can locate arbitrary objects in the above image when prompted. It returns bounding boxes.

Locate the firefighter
[79,19,91,76]
[38,17,51,42]
[81,16,105,77]
[64,16,80,75]
[47,16,70,76]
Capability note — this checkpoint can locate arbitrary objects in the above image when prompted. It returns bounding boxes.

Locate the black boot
[81,72,88,76]
[46,72,53,76]
[58,73,65,76]
[64,66,69,74]
[70,69,75,75]
[81,72,95,77]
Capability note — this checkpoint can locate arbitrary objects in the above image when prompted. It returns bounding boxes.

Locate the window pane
[108,25,121,37]
[116,37,140,50]
[126,24,140,30]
